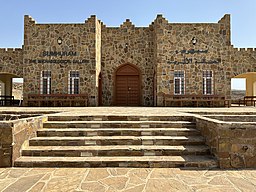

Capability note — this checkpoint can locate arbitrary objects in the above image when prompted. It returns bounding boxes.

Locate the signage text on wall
[29,51,89,64]
[168,49,221,65]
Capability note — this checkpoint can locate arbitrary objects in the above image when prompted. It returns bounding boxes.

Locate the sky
[1,0,255,89]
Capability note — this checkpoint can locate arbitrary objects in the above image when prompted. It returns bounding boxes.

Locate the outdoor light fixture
[124,43,128,53]
[191,37,197,45]
[57,37,62,45]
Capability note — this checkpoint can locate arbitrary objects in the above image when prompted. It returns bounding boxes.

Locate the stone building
[0,14,255,106]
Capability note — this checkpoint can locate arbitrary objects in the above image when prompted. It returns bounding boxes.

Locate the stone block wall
[0,115,47,167]
[0,48,23,77]
[196,116,256,168]
[101,20,155,106]
[230,48,256,77]
[22,15,100,106]
[0,14,256,106]
[153,14,232,105]
[0,122,12,167]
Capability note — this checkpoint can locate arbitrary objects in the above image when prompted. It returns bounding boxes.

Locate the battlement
[85,15,97,24]
[24,15,36,24]
[23,14,231,29]
[120,19,135,28]
[0,48,23,53]
[154,14,169,24]
[233,48,256,52]
[218,14,230,24]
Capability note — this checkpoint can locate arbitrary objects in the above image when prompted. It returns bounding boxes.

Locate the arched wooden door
[115,64,141,106]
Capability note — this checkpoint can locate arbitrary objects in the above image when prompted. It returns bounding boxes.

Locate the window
[203,71,213,95]
[68,70,79,94]
[40,71,51,94]
[174,71,185,95]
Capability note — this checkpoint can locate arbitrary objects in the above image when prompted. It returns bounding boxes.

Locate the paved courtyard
[1,106,256,191]
[1,106,256,115]
[0,167,256,192]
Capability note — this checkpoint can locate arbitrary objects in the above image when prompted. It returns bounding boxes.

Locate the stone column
[4,77,12,96]
[0,76,12,96]
[245,75,256,96]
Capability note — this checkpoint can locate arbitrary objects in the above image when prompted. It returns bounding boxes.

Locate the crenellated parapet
[0,48,23,53]
[232,47,256,52]
[0,48,24,77]
[229,46,256,77]
[120,19,135,29]
[24,15,36,24]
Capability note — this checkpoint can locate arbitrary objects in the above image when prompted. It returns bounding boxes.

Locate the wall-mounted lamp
[57,37,62,45]
[191,37,197,45]
[124,43,128,53]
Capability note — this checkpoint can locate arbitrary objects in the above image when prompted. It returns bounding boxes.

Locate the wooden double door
[115,64,140,106]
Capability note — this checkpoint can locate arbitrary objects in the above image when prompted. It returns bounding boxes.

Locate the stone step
[37,127,200,137]
[43,121,196,129]
[48,115,194,122]
[14,155,218,168]
[29,136,205,146]
[22,145,210,157]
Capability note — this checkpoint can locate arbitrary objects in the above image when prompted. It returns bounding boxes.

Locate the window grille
[203,70,213,95]
[174,71,185,95]
[68,70,80,94]
[40,71,51,94]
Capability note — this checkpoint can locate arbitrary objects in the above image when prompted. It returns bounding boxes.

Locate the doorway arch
[114,63,141,106]
[232,72,256,97]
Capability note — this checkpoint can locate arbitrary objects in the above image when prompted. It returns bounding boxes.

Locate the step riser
[43,123,196,129]
[15,115,217,168]
[29,140,205,146]
[37,130,200,137]
[48,116,194,122]
[22,150,210,157]
[14,161,217,168]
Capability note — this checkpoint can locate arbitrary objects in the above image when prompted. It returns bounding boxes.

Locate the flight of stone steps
[15,115,218,168]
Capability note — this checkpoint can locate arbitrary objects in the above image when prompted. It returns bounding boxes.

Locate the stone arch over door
[0,73,22,98]
[114,63,141,106]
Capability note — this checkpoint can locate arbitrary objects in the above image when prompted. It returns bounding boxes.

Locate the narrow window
[40,71,51,94]
[174,71,185,95]
[68,70,80,94]
[203,70,213,95]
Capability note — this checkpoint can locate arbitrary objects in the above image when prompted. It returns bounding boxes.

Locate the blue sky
[1,0,255,89]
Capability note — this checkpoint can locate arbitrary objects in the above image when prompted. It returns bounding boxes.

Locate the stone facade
[101,20,155,106]
[196,115,256,168]
[0,114,47,167]
[0,48,23,77]
[0,14,255,106]
[22,15,100,106]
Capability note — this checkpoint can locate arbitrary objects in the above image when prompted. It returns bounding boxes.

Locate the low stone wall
[0,115,47,167]
[204,115,256,122]
[196,115,256,168]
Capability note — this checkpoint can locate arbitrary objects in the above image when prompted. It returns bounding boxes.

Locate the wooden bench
[244,96,256,107]
[27,94,88,107]
[231,99,245,106]
[163,94,230,107]
[0,96,14,106]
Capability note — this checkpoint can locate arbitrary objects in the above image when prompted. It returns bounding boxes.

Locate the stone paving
[0,168,256,192]
[0,106,256,116]
[1,107,256,191]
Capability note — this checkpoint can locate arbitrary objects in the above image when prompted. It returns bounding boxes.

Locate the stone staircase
[15,115,218,168]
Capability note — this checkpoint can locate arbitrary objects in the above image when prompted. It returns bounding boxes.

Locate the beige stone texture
[2,14,255,106]
[101,20,155,106]
[0,115,47,167]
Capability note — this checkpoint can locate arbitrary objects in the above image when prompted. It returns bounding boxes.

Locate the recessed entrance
[115,64,140,106]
